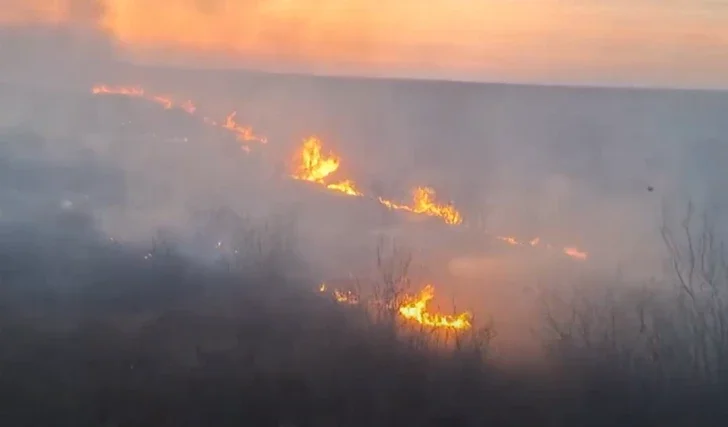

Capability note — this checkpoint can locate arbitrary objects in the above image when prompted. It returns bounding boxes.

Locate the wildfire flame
[326,180,363,196]
[319,283,359,305]
[498,236,519,246]
[92,85,144,97]
[563,246,588,260]
[319,282,471,330]
[292,136,341,182]
[91,84,263,152]
[378,187,463,225]
[498,235,588,260]
[291,136,362,196]
[180,100,197,114]
[334,289,360,305]
[410,187,463,225]
[91,83,589,260]
[151,95,173,109]
[223,111,268,144]
[398,285,472,330]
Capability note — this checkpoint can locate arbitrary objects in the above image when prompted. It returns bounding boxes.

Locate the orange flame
[326,180,362,196]
[151,95,173,109]
[378,187,463,225]
[563,246,588,260]
[223,111,268,144]
[411,187,463,225]
[180,100,197,114]
[92,85,144,97]
[398,285,472,330]
[334,289,360,305]
[319,282,471,330]
[292,136,341,182]
[498,236,519,245]
[498,235,588,260]
[319,283,359,304]
[91,84,265,152]
[377,197,408,211]
[91,83,589,260]
[291,136,363,197]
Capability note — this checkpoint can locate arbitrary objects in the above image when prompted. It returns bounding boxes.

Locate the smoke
[0,0,116,88]
[7,7,728,426]
[3,0,728,87]
[3,3,728,357]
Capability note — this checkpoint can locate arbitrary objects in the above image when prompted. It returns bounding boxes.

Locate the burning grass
[91,83,588,260]
[0,210,725,426]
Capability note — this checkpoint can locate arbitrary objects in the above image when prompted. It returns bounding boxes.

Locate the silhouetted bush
[2,210,728,427]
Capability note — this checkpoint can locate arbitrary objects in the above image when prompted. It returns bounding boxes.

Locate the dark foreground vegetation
[2,210,728,427]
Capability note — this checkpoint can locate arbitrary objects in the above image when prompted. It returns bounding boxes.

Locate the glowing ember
[180,100,197,114]
[498,236,519,245]
[318,283,359,304]
[92,85,144,97]
[334,290,360,305]
[497,235,587,261]
[563,246,588,260]
[151,95,173,109]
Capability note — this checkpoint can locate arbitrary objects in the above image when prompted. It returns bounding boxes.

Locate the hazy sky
[3,0,728,87]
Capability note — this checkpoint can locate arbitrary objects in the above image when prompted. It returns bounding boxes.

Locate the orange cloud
[2,0,728,86]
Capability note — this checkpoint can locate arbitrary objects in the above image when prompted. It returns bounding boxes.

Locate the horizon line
[122,59,728,95]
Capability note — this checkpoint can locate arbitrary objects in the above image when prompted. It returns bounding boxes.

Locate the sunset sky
[4,0,728,87]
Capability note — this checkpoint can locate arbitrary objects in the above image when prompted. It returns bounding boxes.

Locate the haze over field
[2,0,728,347]
[3,2,728,425]
[2,0,728,87]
